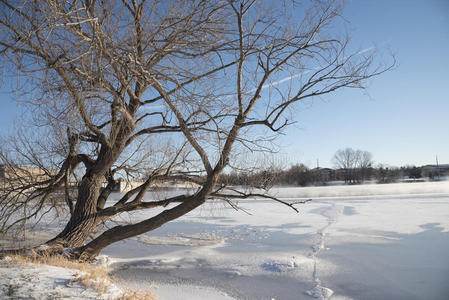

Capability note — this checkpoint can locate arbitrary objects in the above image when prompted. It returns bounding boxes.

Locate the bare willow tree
[0,0,391,260]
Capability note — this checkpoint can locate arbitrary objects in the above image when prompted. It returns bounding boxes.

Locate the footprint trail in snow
[305,203,343,300]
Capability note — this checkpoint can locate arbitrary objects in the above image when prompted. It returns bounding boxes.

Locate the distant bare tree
[357,150,374,182]
[0,0,391,260]
[333,148,373,183]
[333,148,356,183]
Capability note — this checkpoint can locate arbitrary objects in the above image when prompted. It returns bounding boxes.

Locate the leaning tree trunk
[46,174,104,248]
[75,182,216,260]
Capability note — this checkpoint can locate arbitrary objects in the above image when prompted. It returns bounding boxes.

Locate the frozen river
[101,182,449,300]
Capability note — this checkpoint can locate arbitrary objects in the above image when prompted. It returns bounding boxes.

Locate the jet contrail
[244,46,374,95]
[146,46,375,105]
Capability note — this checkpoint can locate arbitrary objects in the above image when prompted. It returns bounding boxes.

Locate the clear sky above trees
[278,0,449,168]
[1,0,448,168]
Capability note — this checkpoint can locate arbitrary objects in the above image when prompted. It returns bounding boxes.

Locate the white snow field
[0,257,123,299]
[2,181,449,299]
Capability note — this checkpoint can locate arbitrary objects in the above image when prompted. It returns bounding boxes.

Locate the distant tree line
[220,148,448,187]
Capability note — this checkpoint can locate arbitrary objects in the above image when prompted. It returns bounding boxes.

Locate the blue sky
[0,0,448,168]
[278,0,449,168]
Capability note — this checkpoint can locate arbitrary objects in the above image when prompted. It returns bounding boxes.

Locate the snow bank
[0,258,123,300]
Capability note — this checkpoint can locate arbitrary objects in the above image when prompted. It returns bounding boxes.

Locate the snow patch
[137,232,225,246]
[259,256,302,273]
[305,283,334,299]
[0,259,123,300]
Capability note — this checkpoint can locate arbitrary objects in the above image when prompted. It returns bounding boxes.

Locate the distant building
[0,164,55,182]
[421,164,449,179]
[312,167,337,183]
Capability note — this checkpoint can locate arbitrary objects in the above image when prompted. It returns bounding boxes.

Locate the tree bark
[75,183,215,260]
[46,127,134,249]
[46,174,104,248]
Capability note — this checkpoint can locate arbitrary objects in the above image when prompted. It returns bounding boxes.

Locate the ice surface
[2,181,449,299]
[266,181,449,198]
[104,182,449,299]
[148,283,235,300]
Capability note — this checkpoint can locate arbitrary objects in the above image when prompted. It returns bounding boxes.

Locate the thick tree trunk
[46,126,135,250]
[46,174,104,248]
[75,186,213,260]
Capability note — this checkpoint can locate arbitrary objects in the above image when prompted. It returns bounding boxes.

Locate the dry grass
[4,251,84,269]
[69,264,111,295]
[2,253,158,300]
[119,288,158,300]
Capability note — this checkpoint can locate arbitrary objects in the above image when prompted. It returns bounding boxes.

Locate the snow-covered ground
[0,257,123,299]
[2,181,449,299]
